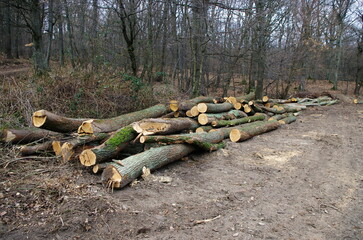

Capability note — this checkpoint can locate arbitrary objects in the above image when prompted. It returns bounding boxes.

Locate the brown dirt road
[0,103,362,240]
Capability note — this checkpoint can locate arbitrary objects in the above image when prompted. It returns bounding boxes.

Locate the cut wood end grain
[262,96,269,103]
[32,110,47,127]
[52,141,62,156]
[169,100,178,112]
[197,103,208,113]
[3,130,15,142]
[102,165,122,189]
[78,120,94,134]
[79,149,97,166]
[198,114,209,125]
[190,106,200,116]
[233,102,242,110]
[61,142,74,163]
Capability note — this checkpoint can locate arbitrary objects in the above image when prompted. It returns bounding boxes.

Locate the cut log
[190,106,200,117]
[235,92,255,102]
[1,128,61,144]
[132,118,200,136]
[92,163,111,174]
[211,114,266,128]
[101,144,195,189]
[171,96,215,112]
[353,99,363,104]
[20,141,54,156]
[79,125,137,166]
[78,104,170,134]
[197,102,234,113]
[262,96,269,103]
[243,104,255,115]
[197,110,247,125]
[278,116,297,124]
[32,110,88,133]
[140,130,227,151]
[268,113,289,121]
[229,121,280,142]
[261,106,286,114]
[195,126,214,133]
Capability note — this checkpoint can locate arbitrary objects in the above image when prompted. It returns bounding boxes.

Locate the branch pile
[1,93,339,190]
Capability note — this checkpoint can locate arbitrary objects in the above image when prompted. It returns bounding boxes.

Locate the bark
[45,0,54,68]
[198,110,247,125]
[211,114,266,128]
[59,132,111,162]
[79,125,137,166]
[132,118,200,136]
[278,116,297,124]
[20,141,54,156]
[140,131,226,152]
[78,104,170,134]
[4,0,12,58]
[235,92,256,102]
[1,128,61,144]
[197,102,234,113]
[171,96,215,112]
[260,106,286,114]
[229,120,280,142]
[32,110,88,133]
[101,144,195,189]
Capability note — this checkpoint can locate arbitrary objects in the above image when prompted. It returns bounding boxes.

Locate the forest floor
[0,66,362,239]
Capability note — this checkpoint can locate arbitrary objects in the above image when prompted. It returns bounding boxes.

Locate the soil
[0,74,363,239]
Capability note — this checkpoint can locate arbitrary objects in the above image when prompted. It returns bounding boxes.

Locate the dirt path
[1,103,362,240]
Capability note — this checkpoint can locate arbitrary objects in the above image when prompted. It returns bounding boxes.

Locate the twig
[194,215,221,225]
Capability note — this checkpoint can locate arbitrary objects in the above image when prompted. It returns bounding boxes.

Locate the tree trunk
[78,104,170,134]
[197,102,233,113]
[4,0,12,58]
[211,114,266,128]
[20,141,54,156]
[1,128,61,144]
[132,118,200,136]
[101,144,195,189]
[197,110,247,125]
[32,110,88,133]
[79,125,137,166]
[140,131,227,152]
[229,120,280,142]
[45,0,54,69]
[170,96,215,112]
[31,0,48,73]
[63,0,75,67]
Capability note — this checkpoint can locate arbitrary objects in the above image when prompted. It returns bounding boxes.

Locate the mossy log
[197,110,247,125]
[140,130,227,151]
[1,128,61,144]
[235,92,255,102]
[211,114,266,128]
[32,110,88,133]
[20,141,54,156]
[229,121,281,142]
[197,102,234,113]
[78,104,170,134]
[278,116,297,124]
[268,113,289,121]
[261,106,286,114]
[132,118,200,136]
[79,125,137,166]
[101,144,195,189]
[170,96,215,112]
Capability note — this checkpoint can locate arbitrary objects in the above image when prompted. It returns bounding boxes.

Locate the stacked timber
[1,93,339,191]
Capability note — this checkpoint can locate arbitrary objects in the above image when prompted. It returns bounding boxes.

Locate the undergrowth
[0,64,176,128]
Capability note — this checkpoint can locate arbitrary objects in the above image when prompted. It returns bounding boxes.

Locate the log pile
[1,93,339,191]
